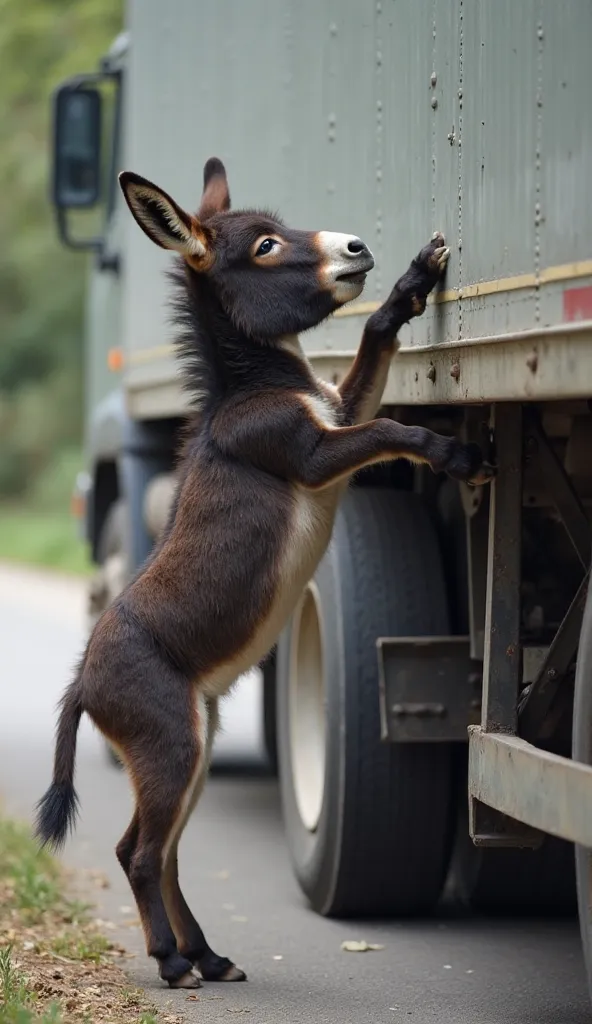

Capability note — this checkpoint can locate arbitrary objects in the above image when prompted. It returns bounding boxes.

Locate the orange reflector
[71,493,85,519]
[108,347,124,372]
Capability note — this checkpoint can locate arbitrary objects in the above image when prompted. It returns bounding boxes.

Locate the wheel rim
[288,583,326,833]
[574,575,592,1001]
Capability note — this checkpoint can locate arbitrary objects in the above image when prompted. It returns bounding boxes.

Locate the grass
[0,947,62,1023]
[0,816,171,1023]
[0,507,91,576]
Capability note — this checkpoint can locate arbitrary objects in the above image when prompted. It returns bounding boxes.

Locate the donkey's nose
[346,237,369,256]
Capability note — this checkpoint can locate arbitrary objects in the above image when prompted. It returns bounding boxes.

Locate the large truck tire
[573,573,592,1001]
[277,487,455,917]
[262,652,278,776]
[449,756,576,915]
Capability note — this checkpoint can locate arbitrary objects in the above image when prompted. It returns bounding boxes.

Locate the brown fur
[36,159,493,989]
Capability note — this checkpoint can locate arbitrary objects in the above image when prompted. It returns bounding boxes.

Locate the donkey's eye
[255,238,277,257]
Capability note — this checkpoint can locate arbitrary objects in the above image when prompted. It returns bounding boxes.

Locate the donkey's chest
[200,484,342,698]
[200,383,344,697]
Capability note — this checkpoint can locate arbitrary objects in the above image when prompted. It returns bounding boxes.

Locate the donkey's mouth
[336,270,368,285]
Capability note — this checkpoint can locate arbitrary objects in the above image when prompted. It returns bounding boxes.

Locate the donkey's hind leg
[162,844,247,982]
[161,697,246,982]
[116,699,207,988]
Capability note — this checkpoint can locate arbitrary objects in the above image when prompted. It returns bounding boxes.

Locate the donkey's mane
[167,261,221,412]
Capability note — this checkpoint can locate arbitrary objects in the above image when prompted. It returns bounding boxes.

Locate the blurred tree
[0,0,122,498]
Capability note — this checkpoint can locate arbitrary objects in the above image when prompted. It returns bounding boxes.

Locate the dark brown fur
[36,158,493,989]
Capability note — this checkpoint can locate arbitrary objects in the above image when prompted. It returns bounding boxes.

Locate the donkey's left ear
[119,171,209,259]
[198,157,231,219]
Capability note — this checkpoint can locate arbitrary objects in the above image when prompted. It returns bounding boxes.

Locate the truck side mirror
[52,85,102,209]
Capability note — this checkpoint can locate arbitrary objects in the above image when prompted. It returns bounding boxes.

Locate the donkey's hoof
[198,952,247,982]
[467,460,497,486]
[218,964,247,982]
[168,969,202,990]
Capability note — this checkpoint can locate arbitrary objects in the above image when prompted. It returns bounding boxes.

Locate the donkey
[36,157,494,990]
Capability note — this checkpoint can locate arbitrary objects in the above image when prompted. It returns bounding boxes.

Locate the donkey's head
[119,158,374,340]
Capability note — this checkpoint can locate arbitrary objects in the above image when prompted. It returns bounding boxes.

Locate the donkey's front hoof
[467,460,497,486]
[218,964,247,982]
[159,951,201,989]
[444,441,496,486]
[199,951,247,982]
[168,969,202,990]
[418,232,450,277]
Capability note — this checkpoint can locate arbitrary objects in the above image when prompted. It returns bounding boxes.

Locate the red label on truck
[563,285,592,322]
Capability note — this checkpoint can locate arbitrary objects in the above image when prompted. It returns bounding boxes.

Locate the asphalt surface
[0,561,590,1024]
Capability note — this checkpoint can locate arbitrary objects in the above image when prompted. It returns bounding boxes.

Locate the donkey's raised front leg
[297,418,495,490]
[339,232,449,425]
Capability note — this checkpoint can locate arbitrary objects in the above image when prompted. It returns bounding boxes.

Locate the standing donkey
[36,158,494,990]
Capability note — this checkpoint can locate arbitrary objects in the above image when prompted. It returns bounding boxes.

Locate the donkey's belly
[200,484,342,698]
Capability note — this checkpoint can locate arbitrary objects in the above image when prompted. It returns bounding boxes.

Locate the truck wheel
[90,500,128,770]
[449,756,576,914]
[277,487,455,917]
[573,574,592,999]
[262,652,278,776]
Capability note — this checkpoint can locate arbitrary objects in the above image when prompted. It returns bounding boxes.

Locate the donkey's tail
[35,670,84,850]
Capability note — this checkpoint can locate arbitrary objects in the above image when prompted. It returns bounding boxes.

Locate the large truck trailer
[51,0,592,1000]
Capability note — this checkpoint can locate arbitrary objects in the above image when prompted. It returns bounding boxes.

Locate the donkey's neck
[172,267,313,409]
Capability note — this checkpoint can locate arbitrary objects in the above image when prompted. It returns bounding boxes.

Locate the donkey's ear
[119,171,208,258]
[198,157,231,219]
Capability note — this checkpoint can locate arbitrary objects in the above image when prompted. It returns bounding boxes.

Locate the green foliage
[0,818,60,917]
[49,932,110,963]
[0,506,91,575]
[0,947,62,1024]
[0,0,123,500]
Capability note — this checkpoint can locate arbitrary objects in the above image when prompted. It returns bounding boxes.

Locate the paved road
[0,562,590,1024]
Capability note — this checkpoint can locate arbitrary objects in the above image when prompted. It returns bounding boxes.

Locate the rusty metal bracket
[469,797,543,849]
[481,403,523,734]
[377,635,480,742]
[519,572,589,740]
[469,727,592,847]
[469,403,528,845]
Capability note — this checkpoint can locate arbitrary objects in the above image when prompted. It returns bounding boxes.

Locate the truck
[51,0,592,1000]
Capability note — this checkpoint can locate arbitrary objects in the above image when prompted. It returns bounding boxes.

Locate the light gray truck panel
[120,0,592,416]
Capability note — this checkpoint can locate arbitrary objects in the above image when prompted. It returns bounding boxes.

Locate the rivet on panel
[458,88,463,99]
[431,96,438,109]
[328,113,336,126]
[376,50,383,66]
[526,351,538,374]
[427,364,436,383]
[537,25,544,41]
[450,363,461,381]
[430,71,437,87]
[329,22,337,36]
